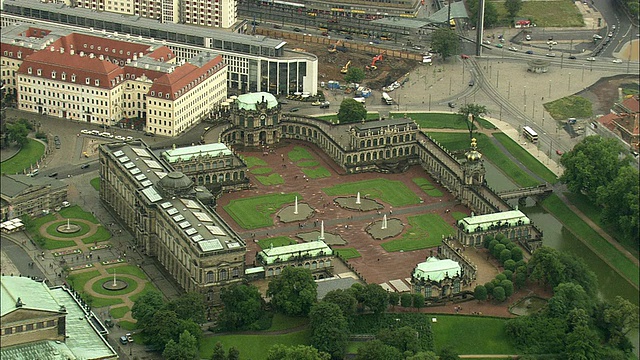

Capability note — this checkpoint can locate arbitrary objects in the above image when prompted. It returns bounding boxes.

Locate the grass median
[0,138,45,175]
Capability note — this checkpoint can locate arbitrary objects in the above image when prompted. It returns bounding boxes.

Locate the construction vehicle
[340,60,351,74]
[328,40,346,53]
[365,54,383,71]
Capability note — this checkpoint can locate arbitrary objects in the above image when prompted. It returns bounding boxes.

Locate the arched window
[206,271,214,283]
[219,269,228,281]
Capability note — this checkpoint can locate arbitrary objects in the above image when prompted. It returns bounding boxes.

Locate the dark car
[293,27,301,32]
[525,50,534,54]
[448,102,456,108]
[273,24,282,29]
[468,79,475,86]
[81,163,90,169]
[48,172,58,178]
[290,108,300,112]
[345,35,353,40]
[568,55,577,59]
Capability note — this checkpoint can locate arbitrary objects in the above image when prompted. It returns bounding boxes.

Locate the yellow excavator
[340,60,351,74]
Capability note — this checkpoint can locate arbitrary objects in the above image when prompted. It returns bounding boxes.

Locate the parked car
[345,35,353,40]
[593,34,603,40]
[81,163,90,169]
[62,201,70,207]
[81,129,91,134]
[568,55,577,59]
[48,172,58,178]
[290,108,300,112]
[311,101,321,106]
[293,28,301,32]
[608,32,614,37]
[126,333,134,343]
[115,135,126,140]
[525,50,534,54]
[120,336,128,345]
[448,102,456,108]
[612,59,623,63]
[508,46,518,52]
[586,57,596,61]
[525,34,531,41]
[126,136,134,141]
[273,24,282,29]
[545,53,556,57]
[468,79,475,87]
[320,101,330,109]
[495,43,503,48]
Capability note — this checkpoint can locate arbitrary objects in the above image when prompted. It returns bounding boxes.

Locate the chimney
[144,64,149,69]
[80,51,85,57]
[59,47,64,53]
[50,46,55,52]
[133,54,137,60]
[139,52,143,58]
[89,53,95,59]
[99,54,104,60]
[70,49,75,55]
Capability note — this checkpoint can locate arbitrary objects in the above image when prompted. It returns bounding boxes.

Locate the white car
[508,46,518,52]
[101,132,114,138]
[545,53,556,57]
[586,57,596,61]
[525,34,531,41]
[81,129,91,134]
[90,130,101,135]
[115,135,126,140]
[547,40,558,45]
[608,32,614,37]
[126,136,134,141]
[612,59,623,63]
[593,34,603,40]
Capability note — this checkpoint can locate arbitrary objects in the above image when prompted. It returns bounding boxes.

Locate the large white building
[1,23,228,136]
[1,0,319,95]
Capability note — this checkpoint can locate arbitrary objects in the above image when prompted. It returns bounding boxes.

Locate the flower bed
[89,244,111,251]
[53,249,81,257]
[68,263,94,271]
[101,258,124,266]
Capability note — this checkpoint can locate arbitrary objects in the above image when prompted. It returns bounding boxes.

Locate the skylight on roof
[193,211,212,222]
[199,239,223,252]
[141,187,161,202]
[227,242,241,249]
[160,202,172,209]
[155,171,167,179]
[191,234,204,242]
[132,147,151,157]
[185,228,197,236]
[124,162,135,169]
[113,150,125,157]
[130,168,141,175]
[181,199,200,209]
[141,180,153,187]
[135,174,147,181]
[178,221,191,229]
[172,214,185,222]
[118,156,130,163]
[206,225,226,236]
[143,159,162,169]
[167,208,178,215]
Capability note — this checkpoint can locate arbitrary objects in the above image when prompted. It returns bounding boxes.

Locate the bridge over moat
[497,184,553,203]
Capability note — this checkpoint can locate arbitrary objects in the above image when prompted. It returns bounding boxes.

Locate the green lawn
[267,313,309,332]
[243,156,268,168]
[427,132,540,187]
[302,167,331,179]
[412,178,443,197]
[334,247,362,259]
[224,193,301,229]
[82,226,112,244]
[297,160,320,167]
[92,296,124,308]
[105,265,148,279]
[563,192,638,259]
[41,238,77,250]
[130,282,159,303]
[395,112,474,130]
[255,173,284,186]
[476,118,498,130]
[381,214,455,252]
[46,221,90,238]
[90,177,100,191]
[542,194,639,287]
[493,133,558,184]
[288,146,314,162]
[544,95,593,120]
[109,306,130,319]
[250,167,273,175]
[323,179,421,207]
[59,206,100,223]
[431,315,516,354]
[0,138,45,175]
[119,320,138,330]
[451,212,468,221]
[257,237,297,250]
[200,328,312,360]
[91,275,139,296]
[67,270,101,292]
[489,0,584,27]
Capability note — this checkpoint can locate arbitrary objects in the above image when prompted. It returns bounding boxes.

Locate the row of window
[2,319,56,335]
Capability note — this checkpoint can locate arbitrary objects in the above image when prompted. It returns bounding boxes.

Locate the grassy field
[91,275,139,296]
[257,237,297,249]
[130,282,158,303]
[451,212,468,221]
[109,306,130,319]
[431,315,516,354]
[315,113,380,123]
[297,160,320,167]
[250,167,273,175]
[243,156,268,168]
[59,206,100,223]
[82,227,111,244]
[412,178,443,197]
[0,138,45,175]
[427,132,541,187]
[255,173,284,186]
[542,194,639,287]
[288,146,314,162]
[394,112,474,130]
[489,0,584,27]
[476,118,498,130]
[544,95,593,120]
[224,193,301,229]
[302,167,331,179]
[105,265,148,278]
[334,247,362,259]
[46,221,90,238]
[323,179,421,207]
[267,313,309,332]
[564,192,638,259]
[90,177,100,191]
[200,328,312,360]
[381,214,455,252]
[493,133,558,184]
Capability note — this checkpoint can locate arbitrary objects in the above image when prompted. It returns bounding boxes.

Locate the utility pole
[475,0,485,56]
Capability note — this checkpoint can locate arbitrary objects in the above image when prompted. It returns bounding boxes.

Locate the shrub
[502,270,513,280]
[500,249,512,263]
[474,285,488,301]
[493,286,506,302]
[504,259,517,272]
[400,293,413,308]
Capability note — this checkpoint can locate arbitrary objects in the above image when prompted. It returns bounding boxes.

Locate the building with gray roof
[0,175,68,221]
[0,276,117,359]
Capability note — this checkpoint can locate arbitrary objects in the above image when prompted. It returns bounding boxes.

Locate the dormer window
[17,51,21,59]
[95,79,100,86]
[86,77,91,84]
[71,74,76,82]
[151,91,155,96]
[166,93,169,99]
[61,72,66,80]
[51,71,56,79]
[27,67,32,74]
[158,92,162,97]
[37,69,42,76]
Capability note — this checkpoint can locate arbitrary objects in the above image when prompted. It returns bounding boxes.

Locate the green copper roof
[162,143,232,163]
[1,276,62,317]
[236,92,278,111]
[458,210,530,233]
[257,241,332,265]
[413,257,461,282]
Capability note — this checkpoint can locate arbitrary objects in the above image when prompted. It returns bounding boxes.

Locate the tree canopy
[219,284,266,331]
[5,121,29,147]
[344,67,366,83]
[504,0,522,18]
[337,98,367,124]
[596,165,639,246]
[466,0,499,28]
[267,266,317,316]
[267,344,331,360]
[430,28,460,60]
[162,330,199,360]
[309,301,349,359]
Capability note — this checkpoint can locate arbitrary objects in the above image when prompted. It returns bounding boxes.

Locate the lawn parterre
[301,167,331,179]
[489,0,583,27]
[257,237,297,249]
[323,179,421,207]
[412,178,443,197]
[288,146,314,162]
[396,112,476,130]
[0,138,45,175]
[46,221,90,238]
[249,167,273,175]
[109,306,131,319]
[381,214,455,252]
[334,247,362,259]
[451,212,468,221]
[255,173,284,186]
[314,113,380,123]
[82,227,111,244]
[544,95,593,120]
[90,177,100,191]
[224,193,302,229]
[59,206,101,223]
[430,315,516,354]
[296,160,320,167]
[244,156,268,168]
[91,275,139,296]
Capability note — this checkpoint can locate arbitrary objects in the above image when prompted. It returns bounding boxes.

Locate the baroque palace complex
[1,1,543,307]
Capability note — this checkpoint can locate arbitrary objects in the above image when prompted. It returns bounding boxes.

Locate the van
[62,201,70,208]
[30,169,39,177]
[568,118,577,125]
[120,336,128,345]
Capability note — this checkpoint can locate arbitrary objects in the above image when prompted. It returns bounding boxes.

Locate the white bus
[382,92,393,105]
[523,125,538,143]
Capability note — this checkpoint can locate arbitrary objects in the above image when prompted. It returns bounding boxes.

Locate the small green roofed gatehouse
[226,92,282,147]
[411,257,463,300]
[256,241,334,280]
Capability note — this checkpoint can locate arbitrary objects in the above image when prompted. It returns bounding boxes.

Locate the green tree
[406,351,438,360]
[6,122,29,147]
[492,243,506,259]
[547,282,593,319]
[558,252,598,297]
[267,344,331,360]
[510,247,523,262]
[430,28,460,60]
[412,293,425,311]
[458,103,488,139]
[499,249,512,263]
[344,67,366,83]
[227,347,240,360]
[502,270,513,280]
[309,302,349,359]
[506,313,568,354]
[597,166,639,246]
[267,266,317,316]
[355,340,403,360]
[131,290,165,332]
[337,98,367,124]
[503,259,516,272]
[474,285,487,301]
[401,293,413,308]
[438,346,460,360]
[514,272,527,289]
[482,234,494,248]
[361,283,389,315]
[504,0,522,18]
[467,0,498,27]
[560,136,628,202]
[167,292,206,324]
[601,296,639,349]
[219,284,266,330]
[323,289,357,320]
[484,281,495,298]
[389,291,400,308]
[211,342,226,360]
[500,280,514,298]
[528,247,565,289]
[143,309,181,351]
[162,330,198,360]
[378,326,420,354]
[493,286,506,302]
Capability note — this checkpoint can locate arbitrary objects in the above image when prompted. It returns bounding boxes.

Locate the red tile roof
[0,43,37,60]
[148,55,225,100]
[620,95,639,114]
[597,113,619,132]
[17,48,125,90]
[19,27,52,39]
